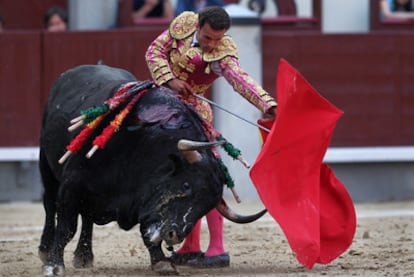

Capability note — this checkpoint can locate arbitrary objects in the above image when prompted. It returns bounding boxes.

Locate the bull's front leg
[38,154,59,265]
[38,185,58,265]
[73,216,94,268]
[43,205,79,276]
[140,225,178,275]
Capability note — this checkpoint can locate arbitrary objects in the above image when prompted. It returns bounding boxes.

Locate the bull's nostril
[168,230,176,240]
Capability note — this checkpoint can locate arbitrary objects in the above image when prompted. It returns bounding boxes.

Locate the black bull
[38,64,266,276]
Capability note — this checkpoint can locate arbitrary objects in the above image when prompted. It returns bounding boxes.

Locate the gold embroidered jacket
[145,11,276,122]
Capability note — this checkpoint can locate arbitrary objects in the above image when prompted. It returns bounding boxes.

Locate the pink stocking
[176,218,201,253]
[205,208,225,256]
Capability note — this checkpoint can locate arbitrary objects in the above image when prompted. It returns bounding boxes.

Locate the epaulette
[169,11,198,40]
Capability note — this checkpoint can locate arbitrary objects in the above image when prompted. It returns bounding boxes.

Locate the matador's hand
[166,79,194,97]
[263,107,277,121]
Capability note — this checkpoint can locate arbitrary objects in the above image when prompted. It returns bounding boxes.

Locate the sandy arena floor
[0,199,413,276]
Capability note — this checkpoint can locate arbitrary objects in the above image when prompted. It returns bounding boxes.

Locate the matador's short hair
[198,6,231,31]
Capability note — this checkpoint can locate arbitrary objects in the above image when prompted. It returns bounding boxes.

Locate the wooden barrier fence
[0,27,413,147]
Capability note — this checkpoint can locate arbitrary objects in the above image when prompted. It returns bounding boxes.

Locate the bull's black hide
[38,64,226,276]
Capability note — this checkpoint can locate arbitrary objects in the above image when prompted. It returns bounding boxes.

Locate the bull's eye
[183,182,191,194]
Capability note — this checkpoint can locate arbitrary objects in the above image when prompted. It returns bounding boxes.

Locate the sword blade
[193,94,270,133]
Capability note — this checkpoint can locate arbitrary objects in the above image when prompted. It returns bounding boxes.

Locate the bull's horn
[216,198,267,224]
[177,139,225,151]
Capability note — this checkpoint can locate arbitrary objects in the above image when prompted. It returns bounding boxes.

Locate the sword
[193,94,271,133]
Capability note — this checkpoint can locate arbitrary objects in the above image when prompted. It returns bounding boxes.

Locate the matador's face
[196,23,226,53]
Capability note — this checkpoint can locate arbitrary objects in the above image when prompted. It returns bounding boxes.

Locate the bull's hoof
[42,264,65,276]
[38,249,48,265]
[73,254,93,268]
[152,260,179,275]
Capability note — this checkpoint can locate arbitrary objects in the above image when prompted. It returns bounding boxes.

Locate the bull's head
[178,138,267,223]
[144,139,266,247]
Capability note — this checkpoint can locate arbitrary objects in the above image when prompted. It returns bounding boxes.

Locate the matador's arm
[219,56,277,114]
[145,29,175,86]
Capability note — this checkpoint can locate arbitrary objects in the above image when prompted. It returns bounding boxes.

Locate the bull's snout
[166,229,177,240]
[147,224,182,246]
[162,227,180,246]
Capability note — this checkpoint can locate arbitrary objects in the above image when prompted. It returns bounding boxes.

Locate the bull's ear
[180,150,202,164]
[167,154,184,176]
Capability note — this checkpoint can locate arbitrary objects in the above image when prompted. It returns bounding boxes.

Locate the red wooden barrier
[0,24,413,148]
[42,29,163,103]
[0,31,42,146]
[262,31,414,146]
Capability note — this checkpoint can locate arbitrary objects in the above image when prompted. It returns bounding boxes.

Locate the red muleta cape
[250,59,356,269]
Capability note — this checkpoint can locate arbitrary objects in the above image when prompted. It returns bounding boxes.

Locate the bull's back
[40,65,137,171]
[45,65,136,118]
